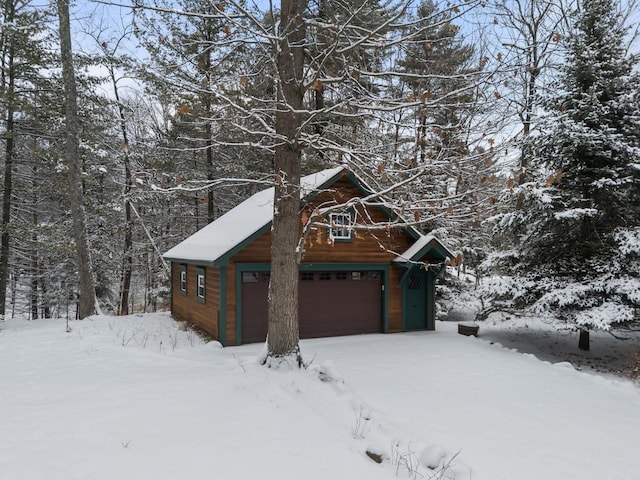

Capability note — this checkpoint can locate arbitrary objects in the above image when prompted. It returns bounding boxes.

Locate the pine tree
[517,0,640,348]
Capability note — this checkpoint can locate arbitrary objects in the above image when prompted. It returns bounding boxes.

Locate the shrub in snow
[441,308,476,323]
[531,276,640,331]
[615,227,640,256]
[436,269,485,320]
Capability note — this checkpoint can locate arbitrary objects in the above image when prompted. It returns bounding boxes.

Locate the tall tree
[266,0,307,364]
[56,0,96,319]
[0,0,18,320]
[135,0,487,365]
[511,0,640,349]
[0,0,58,319]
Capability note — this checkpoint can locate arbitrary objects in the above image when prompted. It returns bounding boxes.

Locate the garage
[240,269,383,344]
[166,167,454,346]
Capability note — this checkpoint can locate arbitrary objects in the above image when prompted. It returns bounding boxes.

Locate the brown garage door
[240,270,383,344]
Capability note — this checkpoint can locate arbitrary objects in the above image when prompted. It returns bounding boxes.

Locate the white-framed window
[196,268,206,303]
[179,265,187,295]
[330,211,353,241]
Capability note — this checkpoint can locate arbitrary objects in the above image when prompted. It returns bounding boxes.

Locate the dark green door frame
[401,265,435,331]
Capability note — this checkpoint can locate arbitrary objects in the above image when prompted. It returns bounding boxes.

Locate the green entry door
[404,269,428,330]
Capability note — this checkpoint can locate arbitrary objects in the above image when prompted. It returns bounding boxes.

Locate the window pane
[330,212,353,240]
[197,274,205,298]
[367,271,381,280]
[242,272,259,283]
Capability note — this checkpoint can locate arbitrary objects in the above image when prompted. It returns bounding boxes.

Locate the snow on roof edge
[394,235,454,264]
[163,166,346,264]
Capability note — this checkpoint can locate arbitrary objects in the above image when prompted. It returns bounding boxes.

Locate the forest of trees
[0,0,637,356]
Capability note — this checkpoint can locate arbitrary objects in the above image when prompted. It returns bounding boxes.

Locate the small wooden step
[458,322,479,337]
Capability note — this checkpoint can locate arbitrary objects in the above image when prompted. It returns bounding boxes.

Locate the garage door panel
[241,270,382,344]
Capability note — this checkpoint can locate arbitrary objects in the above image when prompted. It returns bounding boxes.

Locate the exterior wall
[171,262,220,339]
[224,178,415,344]
[387,266,405,332]
[301,180,413,263]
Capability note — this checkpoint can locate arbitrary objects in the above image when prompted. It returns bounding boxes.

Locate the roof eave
[394,237,455,266]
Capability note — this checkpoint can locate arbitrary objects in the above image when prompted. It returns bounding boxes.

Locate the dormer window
[330,211,353,241]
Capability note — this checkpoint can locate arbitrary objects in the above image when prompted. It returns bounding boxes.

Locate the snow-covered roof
[394,235,454,265]
[163,167,345,264]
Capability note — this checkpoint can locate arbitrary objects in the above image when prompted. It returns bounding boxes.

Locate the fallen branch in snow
[475,304,524,322]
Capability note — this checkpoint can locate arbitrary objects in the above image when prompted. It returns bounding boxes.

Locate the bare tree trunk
[31,206,39,320]
[56,0,96,319]
[9,266,16,319]
[0,0,16,319]
[206,120,214,223]
[107,64,133,316]
[39,260,50,318]
[266,0,306,364]
[30,141,40,320]
[204,54,215,223]
[578,329,590,351]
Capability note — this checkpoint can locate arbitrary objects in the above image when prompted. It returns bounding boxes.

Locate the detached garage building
[163,166,454,346]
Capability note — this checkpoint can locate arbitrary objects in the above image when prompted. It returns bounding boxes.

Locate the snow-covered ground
[1,313,639,480]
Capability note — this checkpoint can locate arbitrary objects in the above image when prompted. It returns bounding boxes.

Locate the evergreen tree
[515,0,640,348]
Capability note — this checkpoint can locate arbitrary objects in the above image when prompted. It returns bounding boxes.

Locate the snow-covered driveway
[1,314,639,480]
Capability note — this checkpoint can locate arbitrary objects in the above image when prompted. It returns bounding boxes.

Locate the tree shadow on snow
[475,319,640,381]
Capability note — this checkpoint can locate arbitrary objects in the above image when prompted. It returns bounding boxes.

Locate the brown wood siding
[229,180,413,265]
[231,232,271,263]
[171,263,220,339]
[387,267,404,332]
[224,178,415,343]
[301,180,413,263]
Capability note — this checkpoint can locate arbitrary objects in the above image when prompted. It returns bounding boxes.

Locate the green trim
[235,263,271,345]
[401,239,453,265]
[400,266,441,331]
[234,262,390,344]
[219,266,227,346]
[400,266,431,331]
[195,267,206,304]
[215,223,272,267]
[399,263,415,284]
[169,263,174,312]
[165,258,216,267]
[179,264,187,296]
